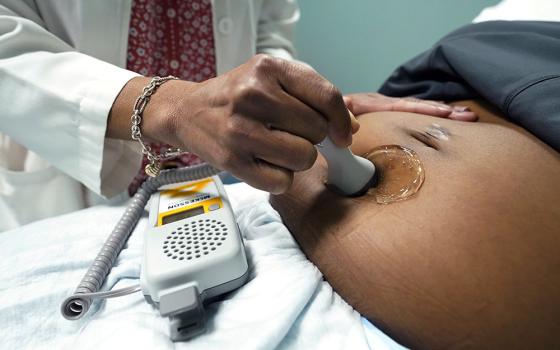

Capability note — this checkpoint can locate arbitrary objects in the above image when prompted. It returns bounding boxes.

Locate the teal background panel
[294,0,500,93]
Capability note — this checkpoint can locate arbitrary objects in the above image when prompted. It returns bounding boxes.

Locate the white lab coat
[0,0,299,231]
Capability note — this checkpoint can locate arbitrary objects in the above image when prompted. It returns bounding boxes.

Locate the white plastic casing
[316,137,376,196]
[140,176,248,305]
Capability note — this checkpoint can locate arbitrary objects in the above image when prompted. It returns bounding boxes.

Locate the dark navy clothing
[379,21,560,151]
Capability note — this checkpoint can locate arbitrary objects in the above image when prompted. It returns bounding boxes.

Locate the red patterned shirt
[126,0,216,195]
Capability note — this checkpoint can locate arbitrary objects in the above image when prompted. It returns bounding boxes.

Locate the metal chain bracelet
[131,75,184,177]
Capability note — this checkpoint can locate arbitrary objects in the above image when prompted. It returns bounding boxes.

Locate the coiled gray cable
[61,163,221,320]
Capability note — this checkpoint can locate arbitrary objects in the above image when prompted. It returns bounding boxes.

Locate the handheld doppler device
[61,114,375,342]
[141,176,249,340]
[61,164,249,342]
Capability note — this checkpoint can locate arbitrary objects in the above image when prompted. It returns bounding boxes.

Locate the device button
[209,203,220,211]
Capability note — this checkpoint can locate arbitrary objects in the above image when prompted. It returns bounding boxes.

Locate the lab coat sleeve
[0,5,142,198]
[256,0,300,60]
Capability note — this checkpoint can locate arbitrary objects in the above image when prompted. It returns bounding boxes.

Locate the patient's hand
[344,93,478,121]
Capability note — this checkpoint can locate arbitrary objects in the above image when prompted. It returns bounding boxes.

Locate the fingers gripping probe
[316,137,378,197]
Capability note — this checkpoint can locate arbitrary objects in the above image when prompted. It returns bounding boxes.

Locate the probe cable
[61,163,221,320]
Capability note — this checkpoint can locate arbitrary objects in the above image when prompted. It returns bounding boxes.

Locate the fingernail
[351,121,360,134]
[437,105,452,111]
[346,132,353,146]
[453,106,470,112]
[450,111,478,122]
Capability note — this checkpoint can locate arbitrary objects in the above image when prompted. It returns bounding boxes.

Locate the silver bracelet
[131,75,184,177]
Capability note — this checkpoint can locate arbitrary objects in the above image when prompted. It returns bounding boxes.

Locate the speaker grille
[163,219,228,260]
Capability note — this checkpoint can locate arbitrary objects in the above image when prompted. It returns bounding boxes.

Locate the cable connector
[159,285,206,340]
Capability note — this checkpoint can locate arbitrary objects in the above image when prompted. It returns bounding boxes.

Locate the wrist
[142,79,198,147]
[107,76,152,140]
[107,76,198,148]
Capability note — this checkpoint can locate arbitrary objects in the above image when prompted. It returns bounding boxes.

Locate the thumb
[343,96,354,113]
[348,109,360,134]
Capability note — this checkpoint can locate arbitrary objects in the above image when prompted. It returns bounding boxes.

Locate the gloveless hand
[114,55,358,193]
[344,92,478,121]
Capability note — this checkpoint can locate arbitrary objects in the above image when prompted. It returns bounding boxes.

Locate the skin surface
[107,54,354,194]
[106,54,470,194]
[344,93,477,122]
[270,100,560,349]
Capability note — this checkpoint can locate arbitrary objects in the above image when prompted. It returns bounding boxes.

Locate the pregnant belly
[271,101,560,349]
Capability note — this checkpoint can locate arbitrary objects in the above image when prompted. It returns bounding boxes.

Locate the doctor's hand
[109,55,357,193]
[344,93,478,122]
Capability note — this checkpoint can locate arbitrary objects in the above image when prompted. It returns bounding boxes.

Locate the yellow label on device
[157,178,223,226]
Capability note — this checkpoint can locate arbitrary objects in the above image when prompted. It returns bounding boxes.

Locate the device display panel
[162,206,205,225]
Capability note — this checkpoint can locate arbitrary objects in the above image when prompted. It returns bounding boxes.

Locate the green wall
[294,0,499,93]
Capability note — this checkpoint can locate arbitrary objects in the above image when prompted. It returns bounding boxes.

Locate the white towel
[0,182,387,350]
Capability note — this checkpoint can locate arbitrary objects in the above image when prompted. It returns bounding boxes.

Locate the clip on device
[61,164,249,341]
